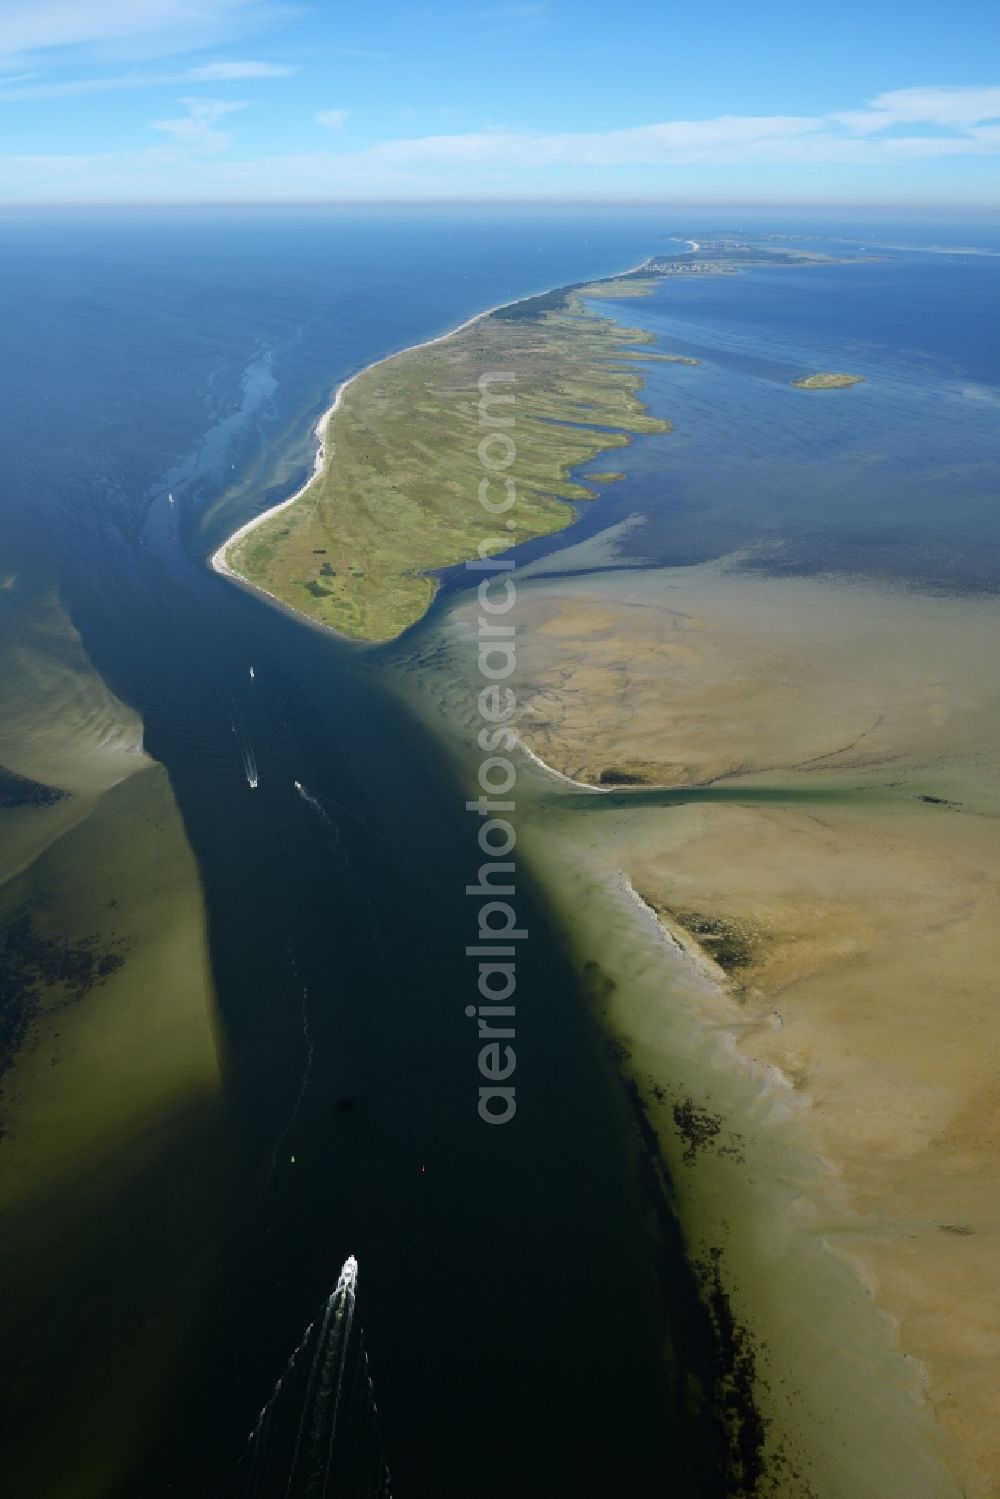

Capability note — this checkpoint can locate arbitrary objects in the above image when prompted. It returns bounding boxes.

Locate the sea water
[1,204,997,1495]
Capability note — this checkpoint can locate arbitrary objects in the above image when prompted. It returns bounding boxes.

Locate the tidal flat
[408,556,1000,1496]
[0,588,225,1497]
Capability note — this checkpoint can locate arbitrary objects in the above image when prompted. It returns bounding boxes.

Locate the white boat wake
[229,711,258,788]
[239,1255,391,1498]
[294,779,331,825]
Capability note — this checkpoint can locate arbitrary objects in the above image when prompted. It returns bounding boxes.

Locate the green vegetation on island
[792,372,865,389]
[218,240,880,642]
[221,285,674,642]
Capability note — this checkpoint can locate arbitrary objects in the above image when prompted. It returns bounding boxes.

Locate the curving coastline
[208,258,657,634]
[209,293,527,578]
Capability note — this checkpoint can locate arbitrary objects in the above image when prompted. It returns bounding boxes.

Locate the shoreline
[520,813,964,1497]
[492,560,1000,1494]
[409,555,1000,1492]
[515,737,608,793]
[207,257,655,620]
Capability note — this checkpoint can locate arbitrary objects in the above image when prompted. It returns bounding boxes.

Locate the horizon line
[1,195,999,214]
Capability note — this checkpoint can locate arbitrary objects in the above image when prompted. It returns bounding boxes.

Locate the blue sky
[0,0,998,203]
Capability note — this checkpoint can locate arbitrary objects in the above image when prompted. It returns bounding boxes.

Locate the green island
[215,243,876,642]
[216,277,674,642]
[792,371,865,389]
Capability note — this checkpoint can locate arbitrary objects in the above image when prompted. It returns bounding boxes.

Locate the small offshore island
[793,371,866,389]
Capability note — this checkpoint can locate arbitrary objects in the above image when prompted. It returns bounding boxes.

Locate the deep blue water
[1,205,998,1497]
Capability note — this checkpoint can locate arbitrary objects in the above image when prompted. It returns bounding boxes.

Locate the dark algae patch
[694,1245,769,1497]
[666,906,758,977]
[0,766,68,809]
[623,1070,767,1496]
[579,956,767,1496]
[673,1098,724,1164]
[598,767,648,785]
[0,905,126,1127]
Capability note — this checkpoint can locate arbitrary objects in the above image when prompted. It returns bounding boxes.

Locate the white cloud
[336,86,1000,170]
[358,116,822,168]
[843,86,1000,132]
[0,72,169,101]
[315,108,348,130]
[0,0,296,67]
[150,96,246,154]
[863,85,995,129]
[188,59,294,79]
[0,58,292,102]
[2,83,1000,202]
